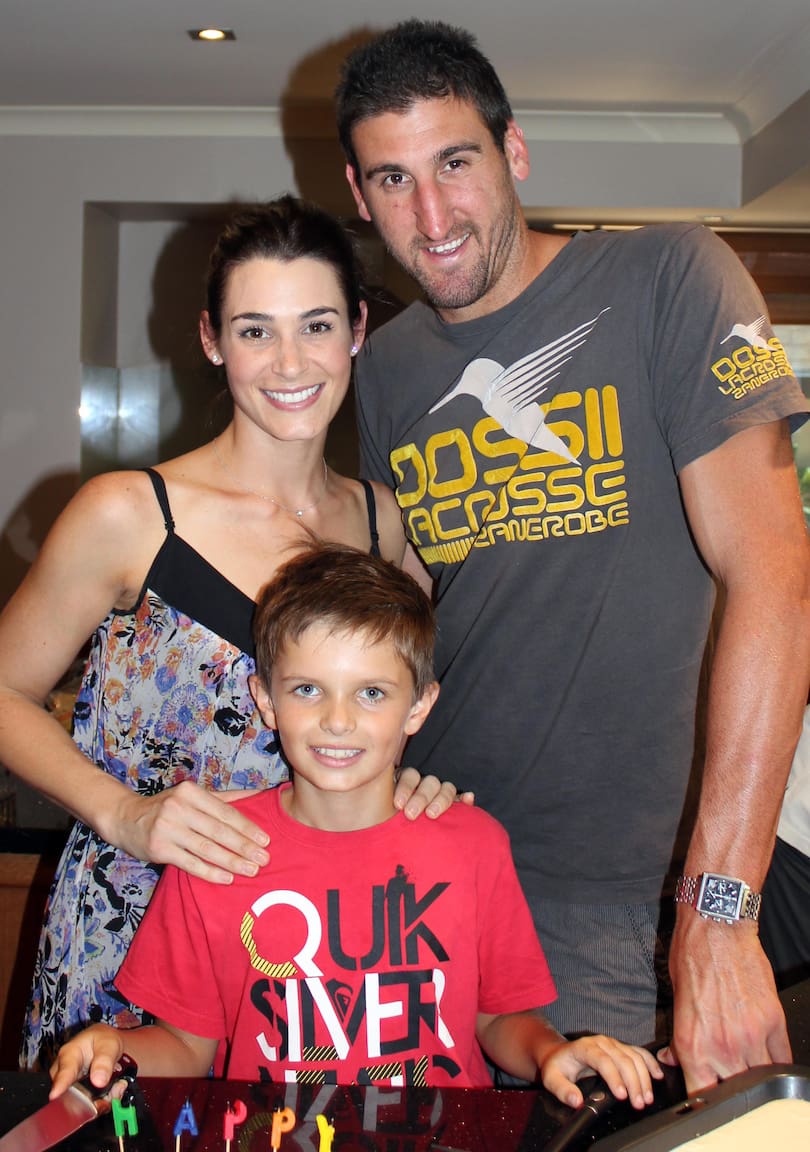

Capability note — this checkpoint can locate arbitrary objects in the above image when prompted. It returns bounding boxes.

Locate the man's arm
[666,418,810,1091]
[401,541,434,595]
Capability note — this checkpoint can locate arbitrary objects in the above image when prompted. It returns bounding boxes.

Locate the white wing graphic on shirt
[720,315,771,352]
[428,309,610,463]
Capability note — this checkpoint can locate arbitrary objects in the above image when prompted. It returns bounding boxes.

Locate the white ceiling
[2,0,810,229]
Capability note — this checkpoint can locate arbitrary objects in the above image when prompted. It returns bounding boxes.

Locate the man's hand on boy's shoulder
[540,1035,664,1111]
[394,766,475,820]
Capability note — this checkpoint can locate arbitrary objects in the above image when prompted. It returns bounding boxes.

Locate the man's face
[346,97,530,323]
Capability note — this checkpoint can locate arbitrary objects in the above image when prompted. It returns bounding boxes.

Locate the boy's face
[252,623,438,826]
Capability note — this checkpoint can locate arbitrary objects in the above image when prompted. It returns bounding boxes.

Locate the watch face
[697,874,743,919]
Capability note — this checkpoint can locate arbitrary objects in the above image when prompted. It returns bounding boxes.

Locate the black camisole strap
[143,467,175,533]
[360,479,381,557]
[137,467,255,654]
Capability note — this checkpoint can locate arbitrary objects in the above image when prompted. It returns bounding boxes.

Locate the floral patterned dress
[20,470,288,1069]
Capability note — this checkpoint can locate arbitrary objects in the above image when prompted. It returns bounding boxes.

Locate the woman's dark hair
[205,195,364,334]
[336,20,513,179]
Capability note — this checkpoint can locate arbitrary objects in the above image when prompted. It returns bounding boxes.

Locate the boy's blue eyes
[291,684,384,701]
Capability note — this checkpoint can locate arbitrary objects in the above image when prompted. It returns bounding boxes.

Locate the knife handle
[100,1053,138,1095]
[541,1078,616,1152]
[82,1053,139,1110]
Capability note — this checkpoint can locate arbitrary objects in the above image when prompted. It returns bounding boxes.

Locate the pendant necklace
[212,437,328,517]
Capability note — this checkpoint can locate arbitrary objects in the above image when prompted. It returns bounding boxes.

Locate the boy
[50,545,662,1108]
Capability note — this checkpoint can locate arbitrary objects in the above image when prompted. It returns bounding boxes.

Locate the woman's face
[201,256,366,444]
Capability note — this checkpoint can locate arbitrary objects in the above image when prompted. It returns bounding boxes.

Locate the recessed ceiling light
[188,28,236,42]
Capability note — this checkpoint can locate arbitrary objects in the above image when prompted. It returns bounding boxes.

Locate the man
[335,20,810,1092]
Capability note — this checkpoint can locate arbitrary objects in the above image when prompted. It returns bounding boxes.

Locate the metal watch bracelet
[674,873,762,922]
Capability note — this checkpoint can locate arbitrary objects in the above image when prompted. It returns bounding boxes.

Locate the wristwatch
[674,873,762,924]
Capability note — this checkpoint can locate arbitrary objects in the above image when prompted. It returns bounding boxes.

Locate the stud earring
[211,353,221,365]
[350,345,358,357]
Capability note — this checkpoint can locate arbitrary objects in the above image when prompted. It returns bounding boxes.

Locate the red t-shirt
[117,786,555,1086]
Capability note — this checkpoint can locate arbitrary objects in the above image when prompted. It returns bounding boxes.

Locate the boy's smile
[252,623,438,831]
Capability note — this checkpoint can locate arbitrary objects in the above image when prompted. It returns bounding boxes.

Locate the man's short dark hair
[336,20,513,179]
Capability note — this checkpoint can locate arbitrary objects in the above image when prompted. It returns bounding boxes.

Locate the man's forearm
[667,570,807,1090]
[685,580,808,883]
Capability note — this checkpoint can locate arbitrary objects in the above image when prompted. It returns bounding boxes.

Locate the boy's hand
[394,766,475,819]
[540,1035,663,1110]
[49,1025,125,1100]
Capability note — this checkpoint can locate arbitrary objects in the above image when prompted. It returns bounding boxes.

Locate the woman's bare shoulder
[43,469,170,600]
[0,470,167,657]
[67,468,166,533]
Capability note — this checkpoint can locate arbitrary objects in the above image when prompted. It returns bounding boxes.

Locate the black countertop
[0,980,806,1152]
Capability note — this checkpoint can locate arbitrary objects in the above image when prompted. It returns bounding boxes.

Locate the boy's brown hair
[254,544,436,697]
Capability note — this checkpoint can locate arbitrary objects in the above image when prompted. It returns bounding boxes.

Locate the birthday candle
[173,1099,199,1152]
[315,1114,335,1152]
[223,1100,247,1152]
[270,1106,295,1152]
[111,1096,139,1152]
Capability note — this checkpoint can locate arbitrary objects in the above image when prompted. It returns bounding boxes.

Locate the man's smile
[426,233,470,256]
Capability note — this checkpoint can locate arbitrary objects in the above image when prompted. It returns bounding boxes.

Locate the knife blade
[0,1055,138,1152]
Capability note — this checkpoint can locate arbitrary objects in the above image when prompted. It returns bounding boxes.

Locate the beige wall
[0,115,743,606]
[0,132,295,605]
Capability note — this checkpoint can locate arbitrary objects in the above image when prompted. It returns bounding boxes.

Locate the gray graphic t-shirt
[357,223,808,906]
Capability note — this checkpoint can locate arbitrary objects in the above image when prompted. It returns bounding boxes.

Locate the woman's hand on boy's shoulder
[394,766,475,820]
[107,781,271,884]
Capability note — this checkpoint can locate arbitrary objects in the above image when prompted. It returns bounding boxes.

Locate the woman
[0,197,453,1068]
